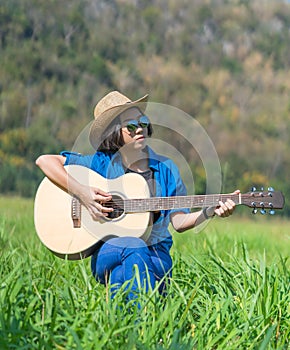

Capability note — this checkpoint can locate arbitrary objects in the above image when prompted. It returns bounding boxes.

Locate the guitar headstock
[242,187,285,215]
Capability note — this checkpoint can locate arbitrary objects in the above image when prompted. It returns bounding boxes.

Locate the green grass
[173,215,290,266]
[0,196,289,349]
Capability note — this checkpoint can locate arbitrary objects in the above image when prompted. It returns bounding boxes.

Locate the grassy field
[0,196,289,349]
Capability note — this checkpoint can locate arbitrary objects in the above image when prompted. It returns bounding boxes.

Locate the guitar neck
[124,194,241,213]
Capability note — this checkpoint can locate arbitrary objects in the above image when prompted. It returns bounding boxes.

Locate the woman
[36,91,238,300]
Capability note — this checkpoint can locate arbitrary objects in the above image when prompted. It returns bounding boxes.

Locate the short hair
[97,116,153,152]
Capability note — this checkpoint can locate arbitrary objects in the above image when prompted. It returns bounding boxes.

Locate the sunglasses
[123,115,151,132]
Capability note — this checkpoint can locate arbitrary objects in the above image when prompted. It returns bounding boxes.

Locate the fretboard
[124,194,241,213]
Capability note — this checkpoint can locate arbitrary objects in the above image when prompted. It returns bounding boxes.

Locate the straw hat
[89,91,149,149]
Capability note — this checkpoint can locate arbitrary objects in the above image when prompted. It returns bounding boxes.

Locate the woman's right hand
[77,185,114,221]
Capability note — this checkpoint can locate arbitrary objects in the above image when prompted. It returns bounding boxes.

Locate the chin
[135,139,147,149]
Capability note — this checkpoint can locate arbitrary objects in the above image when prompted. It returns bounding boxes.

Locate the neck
[120,147,149,172]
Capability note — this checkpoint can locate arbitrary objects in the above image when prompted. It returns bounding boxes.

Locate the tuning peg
[259,202,266,214]
[261,187,264,191]
[267,187,274,192]
[251,187,257,192]
[252,208,258,214]
[269,204,275,215]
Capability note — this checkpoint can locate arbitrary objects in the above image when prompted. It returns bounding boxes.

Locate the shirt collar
[146,146,160,170]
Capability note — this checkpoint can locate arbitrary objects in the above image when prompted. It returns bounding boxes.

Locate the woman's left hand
[214,189,240,217]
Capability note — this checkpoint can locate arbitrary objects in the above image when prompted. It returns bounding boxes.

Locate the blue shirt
[61,146,189,254]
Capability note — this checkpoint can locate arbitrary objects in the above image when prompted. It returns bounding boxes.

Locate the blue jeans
[91,237,172,300]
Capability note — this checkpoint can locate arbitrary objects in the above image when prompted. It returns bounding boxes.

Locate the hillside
[0,0,289,215]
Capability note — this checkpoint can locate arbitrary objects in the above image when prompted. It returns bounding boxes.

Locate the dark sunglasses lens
[126,121,139,132]
[139,116,150,128]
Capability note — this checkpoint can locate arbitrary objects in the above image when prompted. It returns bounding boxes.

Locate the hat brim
[89,94,149,150]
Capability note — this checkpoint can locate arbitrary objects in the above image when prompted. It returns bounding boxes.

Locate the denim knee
[107,236,148,250]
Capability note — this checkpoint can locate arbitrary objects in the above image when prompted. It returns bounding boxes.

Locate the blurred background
[0,0,289,215]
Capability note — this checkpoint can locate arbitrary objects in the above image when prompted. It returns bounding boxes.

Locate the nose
[133,124,144,134]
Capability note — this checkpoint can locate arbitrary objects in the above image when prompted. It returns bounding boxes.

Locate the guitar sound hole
[104,195,124,220]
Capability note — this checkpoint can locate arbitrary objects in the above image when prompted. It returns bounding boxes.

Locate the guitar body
[34,165,151,260]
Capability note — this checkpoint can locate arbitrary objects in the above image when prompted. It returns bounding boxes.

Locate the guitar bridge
[71,196,81,228]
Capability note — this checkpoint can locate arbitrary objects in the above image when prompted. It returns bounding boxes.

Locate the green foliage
[221,57,243,74]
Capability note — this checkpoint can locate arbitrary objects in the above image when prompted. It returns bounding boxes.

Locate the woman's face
[119,108,149,150]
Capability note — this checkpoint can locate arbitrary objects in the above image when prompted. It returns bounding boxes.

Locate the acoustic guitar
[34,165,285,260]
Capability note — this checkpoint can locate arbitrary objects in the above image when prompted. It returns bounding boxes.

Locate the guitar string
[100,194,255,211]
[105,194,238,206]
[99,193,275,211]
